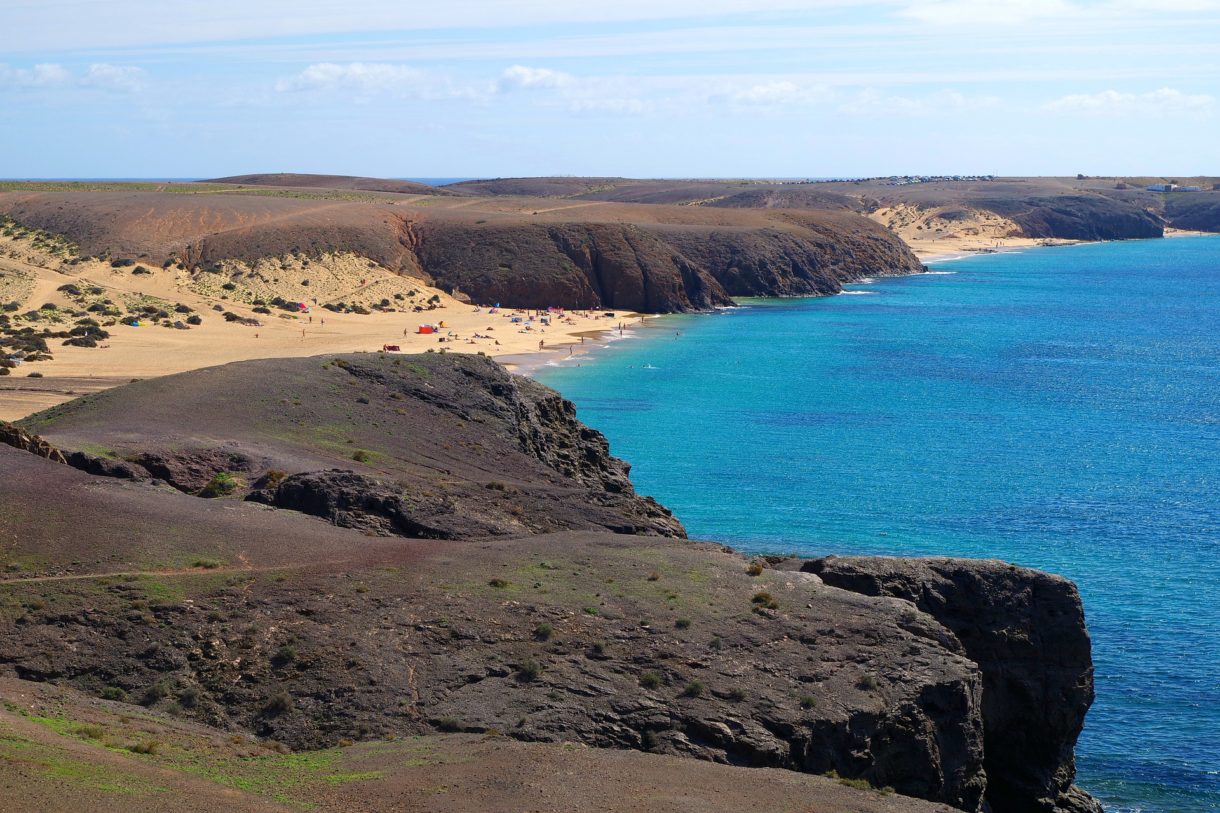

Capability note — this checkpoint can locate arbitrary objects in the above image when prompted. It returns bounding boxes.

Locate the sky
[1,0,1218,178]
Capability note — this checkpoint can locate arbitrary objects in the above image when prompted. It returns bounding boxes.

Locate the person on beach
[538,339,544,351]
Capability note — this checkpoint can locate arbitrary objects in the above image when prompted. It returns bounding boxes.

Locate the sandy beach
[0,237,638,420]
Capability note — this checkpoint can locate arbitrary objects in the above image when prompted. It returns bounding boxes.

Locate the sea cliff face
[807,557,1102,813]
[0,190,924,314]
[0,353,1099,813]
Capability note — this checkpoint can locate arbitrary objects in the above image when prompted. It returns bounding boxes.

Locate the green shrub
[858,674,881,691]
[488,578,509,589]
[140,682,170,706]
[728,687,747,702]
[516,658,543,682]
[751,591,779,610]
[534,623,554,641]
[799,694,817,709]
[639,672,662,690]
[263,691,294,715]
[746,561,764,576]
[101,686,126,702]
[681,680,705,698]
[352,449,372,463]
[128,739,161,755]
[199,471,239,498]
[674,618,691,630]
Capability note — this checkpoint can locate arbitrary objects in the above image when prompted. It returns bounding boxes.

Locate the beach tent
[417,325,435,334]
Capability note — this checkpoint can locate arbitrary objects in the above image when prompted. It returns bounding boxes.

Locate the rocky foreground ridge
[1,353,1099,813]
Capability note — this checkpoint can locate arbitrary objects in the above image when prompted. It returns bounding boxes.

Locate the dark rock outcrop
[22,353,685,539]
[1164,192,1220,232]
[981,195,1162,241]
[250,469,471,539]
[413,217,923,311]
[0,420,66,463]
[663,220,923,298]
[806,556,1101,813]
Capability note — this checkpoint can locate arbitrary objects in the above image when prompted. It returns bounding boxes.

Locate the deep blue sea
[537,236,1220,813]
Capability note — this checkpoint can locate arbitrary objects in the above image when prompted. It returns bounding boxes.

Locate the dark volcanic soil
[0,352,1100,813]
[0,677,959,813]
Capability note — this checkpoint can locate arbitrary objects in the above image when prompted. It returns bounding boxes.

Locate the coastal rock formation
[414,215,923,311]
[412,221,733,311]
[22,353,685,538]
[1164,191,1220,232]
[0,189,923,314]
[980,195,1162,241]
[806,556,1101,813]
[0,353,1099,813]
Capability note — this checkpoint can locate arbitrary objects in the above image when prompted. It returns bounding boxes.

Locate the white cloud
[275,62,424,93]
[82,63,146,92]
[0,62,144,93]
[274,61,483,101]
[0,63,71,88]
[726,80,833,107]
[839,87,1000,116]
[497,65,574,92]
[1043,86,1215,115]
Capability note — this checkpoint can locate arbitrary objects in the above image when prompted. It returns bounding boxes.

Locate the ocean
[536,236,1220,813]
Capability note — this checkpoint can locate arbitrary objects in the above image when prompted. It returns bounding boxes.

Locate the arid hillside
[0,183,925,312]
[0,352,1100,813]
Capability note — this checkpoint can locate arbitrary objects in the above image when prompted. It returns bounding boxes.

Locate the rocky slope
[18,353,684,538]
[0,352,1100,813]
[0,186,925,313]
[1163,191,1220,232]
[0,678,960,813]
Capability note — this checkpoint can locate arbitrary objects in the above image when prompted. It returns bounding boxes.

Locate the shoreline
[5,232,1217,417]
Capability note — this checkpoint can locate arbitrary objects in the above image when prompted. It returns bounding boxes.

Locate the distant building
[1178,186,1201,192]
[1146,183,1178,192]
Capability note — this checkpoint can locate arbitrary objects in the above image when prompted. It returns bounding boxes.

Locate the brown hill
[207,173,452,196]
[0,187,925,312]
[449,176,1197,240]
[1,352,1100,813]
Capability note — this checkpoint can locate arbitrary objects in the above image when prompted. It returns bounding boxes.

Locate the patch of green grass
[198,471,240,498]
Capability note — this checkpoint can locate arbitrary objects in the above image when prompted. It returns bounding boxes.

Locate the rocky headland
[1,351,1100,813]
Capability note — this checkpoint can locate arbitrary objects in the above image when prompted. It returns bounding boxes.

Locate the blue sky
[2,0,1218,178]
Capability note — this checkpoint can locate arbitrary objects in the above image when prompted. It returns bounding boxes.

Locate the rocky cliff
[1,353,1099,813]
[1163,192,1220,232]
[807,556,1101,813]
[0,189,924,314]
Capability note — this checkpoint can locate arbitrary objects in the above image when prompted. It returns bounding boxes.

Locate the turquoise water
[537,237,1220,813]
